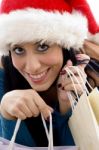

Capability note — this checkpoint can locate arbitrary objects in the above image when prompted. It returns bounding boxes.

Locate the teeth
[29,71,47,80]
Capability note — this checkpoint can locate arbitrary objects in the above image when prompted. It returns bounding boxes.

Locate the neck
[38,85,58,106]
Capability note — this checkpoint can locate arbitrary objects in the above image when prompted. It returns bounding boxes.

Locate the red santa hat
[0,0,98,55]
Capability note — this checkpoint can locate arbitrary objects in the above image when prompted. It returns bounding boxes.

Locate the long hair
[1,52,31,93]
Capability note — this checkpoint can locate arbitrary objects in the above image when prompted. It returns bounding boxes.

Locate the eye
[37,43,49,52]
[13,47,25,55]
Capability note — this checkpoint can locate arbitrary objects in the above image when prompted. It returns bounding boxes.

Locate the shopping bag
[0,137,78,150]
[65,66,99,150]
[88,87,99,124]
[68,92,99,150]
[0,114,79,150]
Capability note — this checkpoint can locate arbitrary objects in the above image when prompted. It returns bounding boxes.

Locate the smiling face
[10,42,63,91]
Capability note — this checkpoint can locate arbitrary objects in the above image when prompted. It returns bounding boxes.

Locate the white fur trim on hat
[0,8,88,55]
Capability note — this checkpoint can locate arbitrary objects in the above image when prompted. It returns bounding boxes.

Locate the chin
[31,82,53,92]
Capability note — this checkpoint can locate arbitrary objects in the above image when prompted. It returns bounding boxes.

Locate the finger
[15,111,27,120]
[32,90,53,119]
[60,67,86,85]
[66,60,73,66]
[12,98,34,118]
[26,100,40,117]
[62,76,85,88]
[17,101,34,118]
[61,60,73,72]
[76,54,90,69]
[9,106,27,120]
[64,83,84,95]
[20,90,40,117]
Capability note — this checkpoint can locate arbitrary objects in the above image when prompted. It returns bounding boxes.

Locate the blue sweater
[0,69,75,147]
[0,68,5,135]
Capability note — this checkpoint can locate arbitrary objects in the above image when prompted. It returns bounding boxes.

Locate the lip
[26,68,50,84]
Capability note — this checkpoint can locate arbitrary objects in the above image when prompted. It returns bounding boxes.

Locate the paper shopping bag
[68,91,99,150]
[0,113,79,150]
[0,137,79,150]
[88,87,99,124]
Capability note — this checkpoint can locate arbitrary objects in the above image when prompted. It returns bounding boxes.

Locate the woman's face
[10,42,63,91]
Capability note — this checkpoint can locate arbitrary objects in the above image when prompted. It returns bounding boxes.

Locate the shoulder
[0,55,3,69]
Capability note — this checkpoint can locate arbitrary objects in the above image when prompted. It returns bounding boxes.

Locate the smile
[26,68,50,83]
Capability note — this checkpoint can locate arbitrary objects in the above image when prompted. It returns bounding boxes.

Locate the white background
[87,0,99,23]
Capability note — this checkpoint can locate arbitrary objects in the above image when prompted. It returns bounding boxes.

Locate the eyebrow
[10,40,45,49]
[34,40,43,45]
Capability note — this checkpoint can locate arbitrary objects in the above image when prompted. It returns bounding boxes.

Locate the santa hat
[0,0,98,55]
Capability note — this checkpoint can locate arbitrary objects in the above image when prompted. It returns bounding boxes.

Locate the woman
[0,0,97,147]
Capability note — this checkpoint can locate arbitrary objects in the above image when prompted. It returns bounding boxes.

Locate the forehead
[10,41,60,48]
[10,41,38,47]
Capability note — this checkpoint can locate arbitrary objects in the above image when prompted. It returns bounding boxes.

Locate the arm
[0,55,4,112]
[84,40,99,60]
[83,40,99,88]
[0,69,5,105]
[0,57,5,135]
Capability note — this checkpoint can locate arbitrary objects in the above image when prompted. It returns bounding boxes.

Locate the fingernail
[76,55,82,59]
[76,54,82,57]
[60,70,66,75]
[76,56,81,58]
[46,116,50,122]
[62,87,65,90]
[57,83,62,88]
[67,74,73,78]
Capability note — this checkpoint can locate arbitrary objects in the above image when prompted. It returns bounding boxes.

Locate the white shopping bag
[64,66,99,150]
[68,91,99,150]
[0,114,79,150]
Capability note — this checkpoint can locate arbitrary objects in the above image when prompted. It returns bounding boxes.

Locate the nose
[25,55,41,73]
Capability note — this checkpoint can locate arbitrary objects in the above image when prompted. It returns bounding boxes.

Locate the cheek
[11,56,23,71]
[41,51,63,67]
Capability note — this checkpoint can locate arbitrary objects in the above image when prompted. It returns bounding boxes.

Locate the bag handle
[41,113,53,150]
[8,112,53,150]
[63,66,92,110]
[64,66,85,111]
[8,119,21,150]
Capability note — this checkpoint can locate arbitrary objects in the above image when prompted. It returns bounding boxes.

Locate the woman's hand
[0,89,53,120]
[57,54,90,114]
